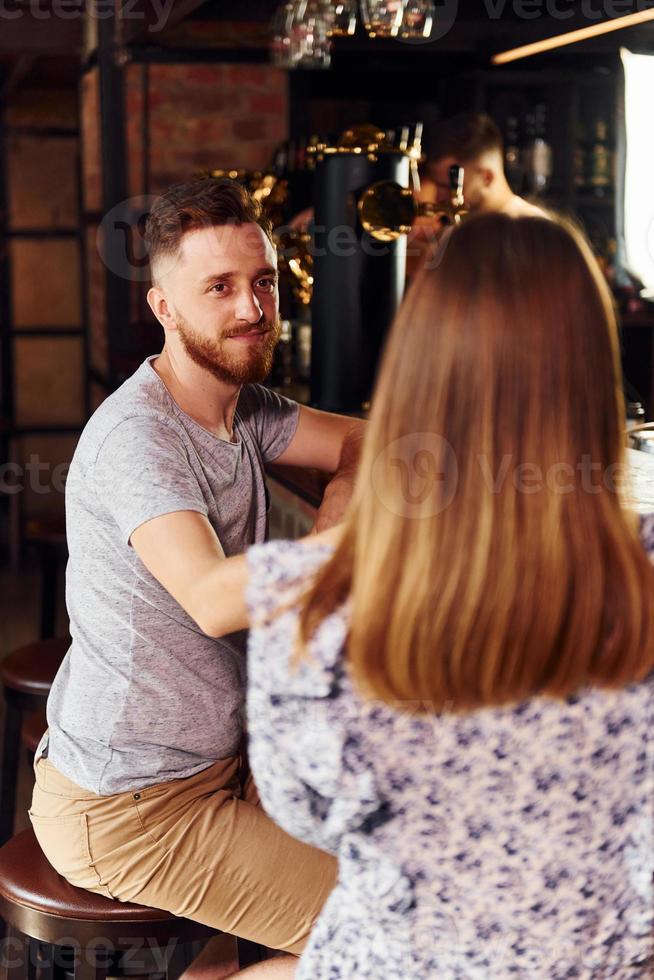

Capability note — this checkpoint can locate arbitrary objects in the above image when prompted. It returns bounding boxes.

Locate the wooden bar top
[266,463,331,510]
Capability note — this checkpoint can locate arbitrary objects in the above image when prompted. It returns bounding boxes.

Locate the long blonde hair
[298,212,654,711]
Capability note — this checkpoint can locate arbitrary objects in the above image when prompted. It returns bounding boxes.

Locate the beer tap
[358,163,467,242]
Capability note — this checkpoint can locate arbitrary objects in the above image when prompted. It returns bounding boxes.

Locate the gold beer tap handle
[358,162,467,242]
[417,164,466,224]
[417,200,467,226]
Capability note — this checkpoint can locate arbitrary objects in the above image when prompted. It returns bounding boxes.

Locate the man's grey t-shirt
[43,356,300,795]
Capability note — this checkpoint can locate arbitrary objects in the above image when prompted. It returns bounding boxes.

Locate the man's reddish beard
[175,312,281,386]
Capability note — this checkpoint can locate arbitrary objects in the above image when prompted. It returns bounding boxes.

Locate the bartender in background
[407,112,545,276]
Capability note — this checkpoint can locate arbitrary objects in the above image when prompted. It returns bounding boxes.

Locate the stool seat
[0,830,172,924]
[21,710,47,755]
[0,830,234,976]
[0,637,68,698]
[0,832,266,977]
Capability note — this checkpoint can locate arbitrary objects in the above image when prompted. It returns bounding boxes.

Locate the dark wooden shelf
[621,310,654,329]
[573,193,615,206]
[8,228,79,239]
[12,327,84,337]
[2,126,79,139]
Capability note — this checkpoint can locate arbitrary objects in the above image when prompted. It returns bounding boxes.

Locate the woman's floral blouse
[245,515,654,979]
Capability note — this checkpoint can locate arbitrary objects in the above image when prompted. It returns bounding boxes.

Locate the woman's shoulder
[245,537,348,698]
[246,537,336,612]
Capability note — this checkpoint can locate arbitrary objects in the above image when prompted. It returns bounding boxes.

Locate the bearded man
[29,178,363,977]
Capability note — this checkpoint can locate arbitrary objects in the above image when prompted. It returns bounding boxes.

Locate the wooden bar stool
[0,830,265,978]
[0,828,215,980]
[0,638,68,846]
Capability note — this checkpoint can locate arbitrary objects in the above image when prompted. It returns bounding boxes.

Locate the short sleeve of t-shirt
[92,416,209,545]
[237,384,300,464]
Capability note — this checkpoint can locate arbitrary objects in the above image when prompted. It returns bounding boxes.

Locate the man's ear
[147,286,177,332]
[481,167,495,188]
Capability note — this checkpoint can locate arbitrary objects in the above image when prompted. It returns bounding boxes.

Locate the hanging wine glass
[287,0,334,69]
[359,0,405,38]
[270,2,295,68]
[270,0,334,69]
[400,0,435,41]
[330,0,358,36]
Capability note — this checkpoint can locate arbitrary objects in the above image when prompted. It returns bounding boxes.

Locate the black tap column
[311,151,410,412]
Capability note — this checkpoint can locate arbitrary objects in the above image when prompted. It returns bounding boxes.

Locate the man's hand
[312,422,365,532]
[312,478,353,533]
[272,407,366,531]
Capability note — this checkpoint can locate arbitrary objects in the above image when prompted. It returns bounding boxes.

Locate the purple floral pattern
[245,515,654,978]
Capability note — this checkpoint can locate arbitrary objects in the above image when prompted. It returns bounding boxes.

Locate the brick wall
[125,63,289,194]
[84,61,289,204]
[81,59,289,383]
[5,87,83,522]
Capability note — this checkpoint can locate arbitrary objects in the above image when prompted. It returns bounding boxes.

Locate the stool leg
[0,698,22,846]
[40,545,58,640]
[52,944,74,980]
[73,948,110,980]
[2,927,29,980]
[30,942,54,980]
[25,939,38,980]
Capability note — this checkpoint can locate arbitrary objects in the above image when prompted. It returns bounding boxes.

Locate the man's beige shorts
[29,752,337,954]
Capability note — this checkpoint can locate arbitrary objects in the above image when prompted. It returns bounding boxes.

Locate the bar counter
[266,464,330,539]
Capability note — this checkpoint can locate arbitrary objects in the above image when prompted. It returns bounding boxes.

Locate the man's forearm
[336,421,366,474]
[314,421,366,531]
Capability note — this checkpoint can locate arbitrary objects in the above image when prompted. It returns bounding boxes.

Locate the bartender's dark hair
[428,112,503,163]
[145,176,273,282]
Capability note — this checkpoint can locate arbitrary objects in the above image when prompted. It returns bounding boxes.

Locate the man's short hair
[145,176,273,280]
[428,112,503,165]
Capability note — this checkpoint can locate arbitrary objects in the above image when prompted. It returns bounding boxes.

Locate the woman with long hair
[156,213,654,977]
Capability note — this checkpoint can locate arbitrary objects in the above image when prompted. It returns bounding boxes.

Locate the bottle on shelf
[589,118,612,198]
[296,315,312,384]
[522,104,553,197]
[573,134,587,193]
[572,116,588,194]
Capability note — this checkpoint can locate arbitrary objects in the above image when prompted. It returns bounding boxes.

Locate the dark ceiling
[1,0,654,96]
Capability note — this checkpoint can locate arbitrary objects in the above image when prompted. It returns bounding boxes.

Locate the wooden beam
[135,17,271,49]
[0,14,83,55]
